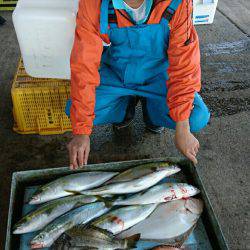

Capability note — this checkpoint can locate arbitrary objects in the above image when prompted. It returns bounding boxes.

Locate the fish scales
[107,162,180,184]
[13,195,98,234]
[81,168,180,196]
[29,171,118,204]
[92,204,157,235]
[30,202,110,248]
[112,183,200,206]
[51,226,140,250]
[118,198,204,246]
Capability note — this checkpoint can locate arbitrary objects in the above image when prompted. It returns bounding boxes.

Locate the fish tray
[5,158,229,250]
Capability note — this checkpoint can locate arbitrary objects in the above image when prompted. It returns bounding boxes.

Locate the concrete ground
[0,1,249,249]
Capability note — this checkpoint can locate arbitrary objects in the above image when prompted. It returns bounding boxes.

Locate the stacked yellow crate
[12,60,72,135]
[0,0,17,10]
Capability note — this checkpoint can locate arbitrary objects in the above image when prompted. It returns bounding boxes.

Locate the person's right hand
[67,135,90,170]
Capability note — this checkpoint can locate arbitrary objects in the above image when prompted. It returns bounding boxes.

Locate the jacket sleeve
[167,0,201,122]
[70,0,103,135]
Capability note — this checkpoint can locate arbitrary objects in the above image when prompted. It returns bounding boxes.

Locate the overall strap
[162,0,183,22]
[108,0,117,24]
[100,0,110,34]
[100,0,118,34]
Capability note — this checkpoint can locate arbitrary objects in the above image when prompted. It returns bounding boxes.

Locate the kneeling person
[66,0,210,169]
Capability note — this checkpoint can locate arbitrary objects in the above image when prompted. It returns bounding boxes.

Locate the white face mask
[123,0,153,24]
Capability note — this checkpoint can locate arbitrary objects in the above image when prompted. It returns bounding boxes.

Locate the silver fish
[110,183,200,206]
[51,225,140,250]
[30,202,110,249]
[107,162,180,184]
[81,169,179,196]
[29,172,118,204]
[13,195,98,234]
[118,198,204,246]
[75,159,180,173]
[92,204,157,235]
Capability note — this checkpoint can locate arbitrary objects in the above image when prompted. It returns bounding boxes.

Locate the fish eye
[37,233,45,240]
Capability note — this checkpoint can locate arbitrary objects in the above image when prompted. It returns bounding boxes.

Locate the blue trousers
[66,66,210,133]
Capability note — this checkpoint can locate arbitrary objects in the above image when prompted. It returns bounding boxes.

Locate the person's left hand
[175,120,199,165]
[67,134,90,170]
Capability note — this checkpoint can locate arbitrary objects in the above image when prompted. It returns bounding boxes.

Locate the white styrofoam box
[13,0,79,79]
[193,0,218,25]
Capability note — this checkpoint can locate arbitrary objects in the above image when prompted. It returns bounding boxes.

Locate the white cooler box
[193,0,219,25]
[13,0,79,79]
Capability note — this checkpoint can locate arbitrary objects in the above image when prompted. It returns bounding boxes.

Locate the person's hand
[175,120,199,165]
[67,135,90,170]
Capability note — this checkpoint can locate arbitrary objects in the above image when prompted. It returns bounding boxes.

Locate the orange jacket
[70,0,201,135]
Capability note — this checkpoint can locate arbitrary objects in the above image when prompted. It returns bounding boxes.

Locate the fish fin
[52,233,72,248]
[94,195,114,208]
[104,179,114,185]
[89,225,115,238]
[77,223,90,231]
[64,190,83,195]
[125,234,141,248]
[73,224,88,230]
[176,224,196,247]
[138,188,149,196]
[67,224,88,237]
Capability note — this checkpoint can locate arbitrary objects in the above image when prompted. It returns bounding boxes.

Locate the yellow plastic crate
[12,60,72,135]
[0,0,17,10]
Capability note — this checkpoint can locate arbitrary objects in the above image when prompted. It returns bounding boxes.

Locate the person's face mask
[114,0,153,24]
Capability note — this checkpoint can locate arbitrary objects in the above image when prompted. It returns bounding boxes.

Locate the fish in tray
[92,204,158,235]
[51,225,140,250]
[13,195,98,234]
[118,198,204,247]
[106,162,181,184]
[30,202,110,249]
[107,183,200,206]
[80,167,180,196]
[29,171,118,204]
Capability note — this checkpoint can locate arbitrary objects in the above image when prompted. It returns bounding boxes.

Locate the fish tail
[126,234,141,248]
[12,227,20,234]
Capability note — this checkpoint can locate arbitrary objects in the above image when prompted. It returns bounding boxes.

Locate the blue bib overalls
[66,0,210,132]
